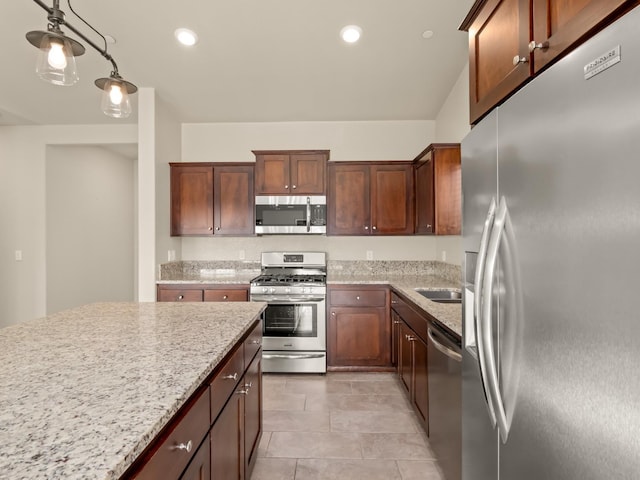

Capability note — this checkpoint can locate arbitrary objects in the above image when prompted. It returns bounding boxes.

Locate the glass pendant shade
[98,78,132,118]
[34,34,80,86]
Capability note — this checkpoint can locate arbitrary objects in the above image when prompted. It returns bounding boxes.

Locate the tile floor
[251,372,444,480]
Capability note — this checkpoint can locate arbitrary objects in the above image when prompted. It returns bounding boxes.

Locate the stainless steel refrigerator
[461,6,640,479]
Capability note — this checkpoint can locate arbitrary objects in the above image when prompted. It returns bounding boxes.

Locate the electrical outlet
[441,250,447,262]
[15,250,23,261]
[167,249,176,261]
[239,249,245,260]
[366,250,373,260]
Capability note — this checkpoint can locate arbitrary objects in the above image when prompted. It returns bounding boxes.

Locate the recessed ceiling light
[422,30,434,39]
[175,28,198,46]
[340,25,362,44]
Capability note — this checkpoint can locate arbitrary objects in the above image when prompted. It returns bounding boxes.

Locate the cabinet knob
[364,226,369,230]
[393,320,401,324]
[285,185,289,189]
[331,312,335,316]
[223,372,238,381]
[356,296,360,300]
[208,226,213,231]
[528,40,549,52]
[216,226,220,231]
[177,295,184,300]
[171,440,193,453]
[426,224,432,229]
[292,185,297,189]
[250,340,261,345]
[372,226,377,230]
[237,389,249,395]
[244,381,253,388]
[223,295,228,300]
[513,55,529,66]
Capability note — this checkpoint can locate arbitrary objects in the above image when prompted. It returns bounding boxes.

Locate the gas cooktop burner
[251,274,326,286]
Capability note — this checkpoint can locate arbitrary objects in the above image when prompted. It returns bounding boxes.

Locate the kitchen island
[0,301,266,480]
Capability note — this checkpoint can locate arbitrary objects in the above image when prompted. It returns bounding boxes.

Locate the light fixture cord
[66,0,107,53]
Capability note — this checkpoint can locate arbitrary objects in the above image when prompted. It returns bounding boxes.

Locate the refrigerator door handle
[482,196,510,443]
[474,196,498,426]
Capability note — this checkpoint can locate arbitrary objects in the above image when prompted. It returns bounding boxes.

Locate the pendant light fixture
[25,0,137,118]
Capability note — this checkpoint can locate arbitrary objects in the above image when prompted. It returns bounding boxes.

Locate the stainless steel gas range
[250,252,327,373]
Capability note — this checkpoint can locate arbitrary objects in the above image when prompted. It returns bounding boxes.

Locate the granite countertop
[0,301,266,480]
[156,260,462,337]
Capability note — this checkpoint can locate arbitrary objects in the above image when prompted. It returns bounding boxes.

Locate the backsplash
[159,259,461,283]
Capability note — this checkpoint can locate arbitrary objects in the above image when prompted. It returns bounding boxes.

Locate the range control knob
[262,287,268,293]
[285,287,291,294]
[269,287,276,294]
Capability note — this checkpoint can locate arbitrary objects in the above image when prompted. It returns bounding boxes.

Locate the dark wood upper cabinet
[462,0,532,125]
[213,165,254,236]
[531,0,635,73]
[327,161,414,236]
[171,164,214,236]
[461,0,638,124]
[170,163,254,237]
[414,144,461,235]
[253,150,328,195]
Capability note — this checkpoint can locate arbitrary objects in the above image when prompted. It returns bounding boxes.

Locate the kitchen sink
[414,288,462,304]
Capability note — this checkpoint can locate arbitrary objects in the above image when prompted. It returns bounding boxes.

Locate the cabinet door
[214,166,254,236]
[531,0,632,73]
[370,164,414,235]
[171,165,214,235]
[327,163,370,235]
[290,153,326,194]
[243,354,262,479]
[391,310,402,368]
[467,0,531,124]
[412,334,429,430]
[211,389,244,480]
[433,146,461,235]
[158,288,204,302]
[204,288,248,302]
[415,152,435,234]
[179,435,210,480]
[398,322,413,394]
[255,154,290,194]
[328,306,390,367]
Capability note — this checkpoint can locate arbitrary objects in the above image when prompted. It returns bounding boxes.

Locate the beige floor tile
[257,431,271,458]
[262,373,287,391]
[305,393,413,412]
[397,460,445,480]
[263,391,306,411]
[326,372,398,382]
[264,410,330,432]
[266,431,363,459]
[295,458,402,480]
[250,457,297,480]
[284,377,353,394]
[350,380,405,395]
[330,410,419,433]
[360,433,435,460]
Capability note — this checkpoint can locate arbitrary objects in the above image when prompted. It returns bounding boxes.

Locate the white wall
[0,124,136,327]
[430,62,471,266]
[180,120,439,262]
[46,145,135,314]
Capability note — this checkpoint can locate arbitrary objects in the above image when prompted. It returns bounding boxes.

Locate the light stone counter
[0,301,266,480]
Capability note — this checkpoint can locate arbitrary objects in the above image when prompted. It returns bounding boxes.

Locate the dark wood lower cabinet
[211,390,244,480]
[180,435,211,480]
[243,355,262,476]
[412,333,429,429]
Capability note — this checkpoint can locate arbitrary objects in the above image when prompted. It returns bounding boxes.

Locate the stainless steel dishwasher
[427,320,461,480]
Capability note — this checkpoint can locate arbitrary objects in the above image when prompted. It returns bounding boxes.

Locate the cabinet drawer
[133,388,210,480]
[210,345,244,424]
[158,289,204,302]
[330,289,387,307]
[243,320,263,366]
[204,289,248,302]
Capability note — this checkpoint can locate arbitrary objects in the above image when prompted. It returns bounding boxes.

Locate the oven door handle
[250,296,325,303]
[263,353,326,360]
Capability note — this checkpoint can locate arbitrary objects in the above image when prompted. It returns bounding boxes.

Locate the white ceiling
[1,0,473,126]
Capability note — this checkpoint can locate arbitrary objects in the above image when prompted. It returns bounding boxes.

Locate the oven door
[251,295,326,351]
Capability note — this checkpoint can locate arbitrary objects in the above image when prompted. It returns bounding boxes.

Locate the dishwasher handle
[427,327,462,362]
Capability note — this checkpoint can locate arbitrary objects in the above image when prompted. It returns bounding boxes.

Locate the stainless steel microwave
[255,196,327,234]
